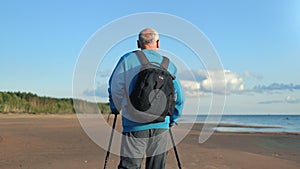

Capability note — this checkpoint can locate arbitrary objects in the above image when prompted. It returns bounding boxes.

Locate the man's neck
[141,47,158,51]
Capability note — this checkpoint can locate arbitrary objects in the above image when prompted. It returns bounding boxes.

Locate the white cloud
[257,95,300,104]
[224,70,244,93]
[85,68,300,100]
[285,95,300,104]
[180,69,245,97]
[180,80,209,97]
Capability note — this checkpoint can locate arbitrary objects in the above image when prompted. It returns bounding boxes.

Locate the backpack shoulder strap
[134,50,149,65]
[134,50,170,70]
[162,56,176,80]
[161,56,170,70]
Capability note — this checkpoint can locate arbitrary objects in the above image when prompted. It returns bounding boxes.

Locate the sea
[179,114,300,133]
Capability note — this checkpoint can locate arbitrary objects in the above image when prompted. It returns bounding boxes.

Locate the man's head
[137,28,160,50]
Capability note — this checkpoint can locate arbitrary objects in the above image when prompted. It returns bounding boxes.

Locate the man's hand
[169,122,178,128]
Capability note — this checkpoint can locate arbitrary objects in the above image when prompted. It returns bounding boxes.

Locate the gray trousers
[118,129,169,169]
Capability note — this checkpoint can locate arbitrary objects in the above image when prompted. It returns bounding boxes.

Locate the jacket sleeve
[108,56,126,114]
[170,74,185,126]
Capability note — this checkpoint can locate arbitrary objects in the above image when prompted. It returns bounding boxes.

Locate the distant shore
[1,114,300,169]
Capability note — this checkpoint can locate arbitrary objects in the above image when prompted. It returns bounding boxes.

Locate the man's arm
[170,78,185,126]
[108,57,126,114]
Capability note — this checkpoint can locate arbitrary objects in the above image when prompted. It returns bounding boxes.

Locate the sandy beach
[1,114,300,169]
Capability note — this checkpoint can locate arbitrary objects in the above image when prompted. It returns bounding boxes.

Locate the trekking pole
[103,113,118,169]
[169,128,182,169]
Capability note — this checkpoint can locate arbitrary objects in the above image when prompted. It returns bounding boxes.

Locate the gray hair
[138,28,159,46]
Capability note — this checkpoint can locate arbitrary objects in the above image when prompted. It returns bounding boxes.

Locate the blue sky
[1,0,300,114]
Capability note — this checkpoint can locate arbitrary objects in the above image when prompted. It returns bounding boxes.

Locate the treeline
[0,91,110,114]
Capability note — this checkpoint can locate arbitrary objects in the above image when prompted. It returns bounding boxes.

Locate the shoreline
[190,123,300,135]
[1,114,299,134]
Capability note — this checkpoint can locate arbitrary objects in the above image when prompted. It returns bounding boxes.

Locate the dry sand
[0,114,299,169]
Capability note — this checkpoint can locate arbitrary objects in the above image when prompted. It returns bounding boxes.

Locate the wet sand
[1,114,300,169]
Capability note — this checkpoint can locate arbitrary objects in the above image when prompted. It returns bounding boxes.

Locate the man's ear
[156,40,160,48]
[137,40,141,48]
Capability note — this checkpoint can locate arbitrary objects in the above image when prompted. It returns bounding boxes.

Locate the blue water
[180,115,300,133]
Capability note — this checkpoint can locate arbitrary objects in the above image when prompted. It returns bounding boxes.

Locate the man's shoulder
[143,50,178,75]
[120,50,177,75]
[121,51,136,59]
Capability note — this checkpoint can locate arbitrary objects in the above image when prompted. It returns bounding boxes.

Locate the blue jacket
[108,49,184,132]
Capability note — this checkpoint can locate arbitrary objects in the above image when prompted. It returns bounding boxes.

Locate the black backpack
[128,50,176,123]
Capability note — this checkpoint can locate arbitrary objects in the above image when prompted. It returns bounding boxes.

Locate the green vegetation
[0,91,110,114]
